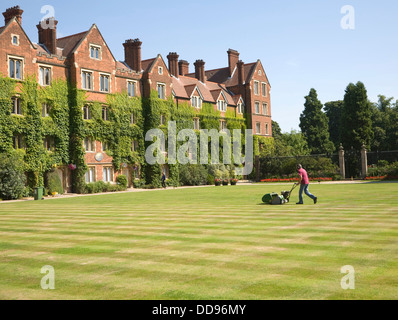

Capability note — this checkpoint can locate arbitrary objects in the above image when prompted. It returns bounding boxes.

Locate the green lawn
[0,182,397,300]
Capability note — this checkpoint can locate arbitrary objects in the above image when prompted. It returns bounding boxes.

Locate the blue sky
[4,0,398,132]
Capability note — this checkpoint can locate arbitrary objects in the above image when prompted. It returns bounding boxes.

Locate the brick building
[0,6,272,192]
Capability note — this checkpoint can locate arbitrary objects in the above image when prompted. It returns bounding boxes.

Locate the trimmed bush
[179,164,208,186]
[116,175,128,190]
[0,153,27,200]
[46,171,64,195]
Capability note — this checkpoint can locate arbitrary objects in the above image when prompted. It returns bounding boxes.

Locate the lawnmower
[262,183,299,205]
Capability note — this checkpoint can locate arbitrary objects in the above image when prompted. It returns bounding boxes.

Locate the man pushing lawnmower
[262,164,318,205]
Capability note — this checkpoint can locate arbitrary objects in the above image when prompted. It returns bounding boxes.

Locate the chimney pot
[179,60,189,76]
[227,49,240,76]
[123,38,142,72]
[167,52,179,78]
[3,5,23,25]
[194,59,206,83]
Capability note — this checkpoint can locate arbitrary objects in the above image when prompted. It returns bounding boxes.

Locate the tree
[299,89,334,154]
[0,153,27,200]
[341,82,373,150]
[324,100,344,150]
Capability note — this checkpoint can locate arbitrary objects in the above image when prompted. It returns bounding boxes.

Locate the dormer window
[191,95,202,109]
[217,100,227,112]
[90,45,101,60]
[237,102,244,114]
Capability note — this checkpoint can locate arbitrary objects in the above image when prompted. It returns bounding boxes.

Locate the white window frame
[99,73,111,93]
[157,82,166,99]
[191,95,202,109]
[85,167,96,183]
[103,167,113,183]
[237,102,244,114]
[83,138,95,152]
[89,44,101,60]
[217,100,227,112]
[11,34,19,46]
[81,69,94,91]
[220,120,227,132]
[256,122,261,135]
[255,102,260,114]
[131,140,138,152]
[39,65,52,86]
[253,80,259,95]
[102,106,109,121]
[158,67,163,75]
[83,105,91,120]
[8,55,24,80]
[263,103,268,116]
[262,82,267,97]
[127,80,137,97]
[265,123,270,136]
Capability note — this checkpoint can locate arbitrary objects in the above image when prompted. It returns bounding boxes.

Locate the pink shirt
[298,168,310,185]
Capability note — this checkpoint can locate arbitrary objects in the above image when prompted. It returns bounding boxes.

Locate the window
[220,120,227,132]
[158,67,163,75]
[82,71,93,90]
[12,135,24,149]
[130,113,136,124]
[157,83,166,99]
[193,118,200,130]
[102,106,109,121]
[102,141,110,152]
[84,138,95,152]
[83,105,91,120]
[191,95,202,109]
[265,123,270,136]
[9,57,22,80]
[128,81,136,97]
[43,136,55,152]
[12,35,19,46]
[131,140,138,152]
[254,81,259,95]
[39,66,51,86]
[42,103,51,117]
[85,167,96,183]
[11,97,22,115]
[160,114,166,126]
[262,82,267,97]
[90,45,101,60]
[255,102,260,114]
[100,74,110,92]
[103,167,113,182]
[258,70,262,76]
[217,100,227,112]
[237,103,244,114]
[263,103,268,116]
[256,122,261,134]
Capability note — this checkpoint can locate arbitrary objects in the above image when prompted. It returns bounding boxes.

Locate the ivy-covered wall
[0,75,254,194]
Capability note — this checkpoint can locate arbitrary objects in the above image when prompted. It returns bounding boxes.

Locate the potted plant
[222,179,229,186]
[230,178,238,186]
[215,178,222,186]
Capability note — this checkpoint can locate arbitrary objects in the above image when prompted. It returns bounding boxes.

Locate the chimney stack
[227,49,240,76]
[179,60,189,76]
[37,18,58,55]
[194,59,205,83]
[167,52,179,78]
[123,39,142,72]
[3,6,23,25]
[237,60,244,86]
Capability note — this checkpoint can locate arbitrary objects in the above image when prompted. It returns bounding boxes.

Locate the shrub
[0,153,27,200]
[46,170,64,195]
[116,175,128,190]
[207,174,215,185]
[179,164,208,186]
[133,179,145,189]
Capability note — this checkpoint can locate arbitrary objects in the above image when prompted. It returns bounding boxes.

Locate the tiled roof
[57,31,88,57]
[186,62,257,87]
[141,58,156,72]
[172,76,237,106]
[0,26,4,34]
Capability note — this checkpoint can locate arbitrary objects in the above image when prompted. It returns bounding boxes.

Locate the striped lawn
[0,182,397,300]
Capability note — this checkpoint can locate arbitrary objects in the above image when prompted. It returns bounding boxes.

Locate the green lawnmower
[262,183,299,205]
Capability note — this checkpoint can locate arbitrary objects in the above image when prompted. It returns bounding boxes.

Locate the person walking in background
[296,164,318,205]
[161,172,167,189]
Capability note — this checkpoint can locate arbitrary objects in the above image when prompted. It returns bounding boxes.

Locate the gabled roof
[56,24,117,62]
[141,58,156,73]
[57,30,88,57]
[0,17,36,49]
